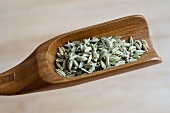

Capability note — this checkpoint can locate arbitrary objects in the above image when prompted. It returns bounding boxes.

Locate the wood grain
[0,51,49,94]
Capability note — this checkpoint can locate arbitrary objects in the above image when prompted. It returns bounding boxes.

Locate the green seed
[109,56,121,62]
[55,36,149,77]
[105,55,110,67]
[111,47,119,53]
[134,40,142,50]
[100,60,106,69]
[143,44,149,51]
[57,53,62,58]
[135,50,145,55]
[129,46,136,51]
[56,69,66,76]
[114,36,121,40]
[115,60,125,66]
[142,39,149,51]
[68,60,73,70]
[56,62,63,70]
[62,60,66,69]
[76,56,88,61]
[80,68,90,74]
[90,37,99,42]
[58,47,64,56]
[129,36,134,45]
[56,58,64,62]
[99,52,107,59]
[87,54,92,63]
[73,59,79,68]
[89,65,96,73]
[128,57,137,62]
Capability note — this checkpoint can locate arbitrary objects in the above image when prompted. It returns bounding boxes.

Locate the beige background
[0,0,169,113]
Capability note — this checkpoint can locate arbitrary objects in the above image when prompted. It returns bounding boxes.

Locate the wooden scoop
[0,15,162,95]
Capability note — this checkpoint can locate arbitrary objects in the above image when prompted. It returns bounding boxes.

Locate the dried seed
[91,44,97,51]
[61,47,65,52]
[128,57,137,62]
[111,47,119,53]
[69,55,77,60]
[70,51,75,56]
[105,55,110,67]
[57,53,62,58]
[105,38,113,48]
[68,60,73,70]
[118,40,125,46]
[142,40,149,48]
[67,74,76,77]
[114,36,121,40]
[56,69,66,76]
[90,37,99,42]
[119,54,128,58]
[98,48,107,52]
[62,60,66,70]
[92,51,99,59]
[129,36,134,45]
[123,42,130,47]
[84,47,92,52]
[72,41,82,45]
[56,58,64,62]
[100,60,106,69]
[87,54,92,63]
[107,36,112,40]
[75,56,88,61]
[143,44,148,51]
[64,52,68,58]
[135,50,145,55]
[92,58,98,62]
[119,46,126,52]
[142,40,149,51]
[96,62,101,68]
[56,62,63,70]
[114,51,124,56]
[109,56,121,62]
[65,42,75,47]
[84,38,91,44]
[132,54,141,59]
[99,52,107,59]
[55,36,149,76]
[82,53,90,57]
[58,47,64,56]
[79,61,84,68]
[70,70,77,73]
[89,67,96,73]
[129,46,136,51]
[134,40,142,50]
[115,60,125,66]
[80,68,90,74]
[73,59,79,68]
[111,38,116,43]
[84,63,93,68]
[101,37,106,45]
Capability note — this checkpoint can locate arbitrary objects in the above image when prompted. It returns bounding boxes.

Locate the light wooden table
[0,0,169,113]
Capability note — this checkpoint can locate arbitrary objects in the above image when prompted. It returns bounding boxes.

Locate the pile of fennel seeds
[55,36,149,77]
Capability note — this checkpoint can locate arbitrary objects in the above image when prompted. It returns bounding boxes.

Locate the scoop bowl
[0,15,162,95]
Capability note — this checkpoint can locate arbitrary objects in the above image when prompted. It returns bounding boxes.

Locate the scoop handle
[0,51,48,95]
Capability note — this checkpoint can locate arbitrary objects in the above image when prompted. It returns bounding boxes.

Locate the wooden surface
[0,0,169,112]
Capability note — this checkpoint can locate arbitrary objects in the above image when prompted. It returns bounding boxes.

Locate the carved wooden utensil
[0,15,162,95]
